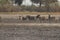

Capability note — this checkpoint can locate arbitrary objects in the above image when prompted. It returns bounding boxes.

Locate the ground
[0,25,60,40]
[0,12,60,40]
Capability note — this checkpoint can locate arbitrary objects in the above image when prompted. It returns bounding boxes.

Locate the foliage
[31,0,58,7]
[15,0,23,5]
[0,0,9,5]
[0,0,59,12]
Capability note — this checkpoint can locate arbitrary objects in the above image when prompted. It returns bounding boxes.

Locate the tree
[15,0,23,5]
[31,0,58,12]
[45,0,57,12]
[31,0,57,7]
[31,0,42,7]
[0,0,9,5]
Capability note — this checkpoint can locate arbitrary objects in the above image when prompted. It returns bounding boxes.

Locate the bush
[0,4,60,12]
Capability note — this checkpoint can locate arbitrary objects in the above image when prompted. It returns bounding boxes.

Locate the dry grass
[0,12,60,15]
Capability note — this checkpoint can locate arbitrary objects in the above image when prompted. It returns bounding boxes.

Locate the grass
[0,12,60,15]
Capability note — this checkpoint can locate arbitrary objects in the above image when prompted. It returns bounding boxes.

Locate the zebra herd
[18,15,60,23]
[0,15,60,23]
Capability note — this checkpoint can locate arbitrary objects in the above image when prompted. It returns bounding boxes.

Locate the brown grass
[0,12,60,15]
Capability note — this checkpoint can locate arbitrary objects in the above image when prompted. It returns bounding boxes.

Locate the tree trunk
[39,1,42,7]
[45,0,50,12]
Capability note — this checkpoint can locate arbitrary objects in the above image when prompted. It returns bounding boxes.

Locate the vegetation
[0,0,59,12]
[15,0,23,5]
[31,0,57,7]
[0,0,9,5]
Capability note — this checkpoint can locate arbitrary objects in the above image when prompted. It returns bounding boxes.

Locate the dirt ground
[0,25,60,40]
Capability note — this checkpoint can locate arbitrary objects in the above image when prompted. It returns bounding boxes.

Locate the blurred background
[0,0,60,12]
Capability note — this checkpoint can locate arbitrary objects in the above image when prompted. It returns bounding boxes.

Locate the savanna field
[0,12,60,40]
[0,0,60,40]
